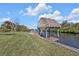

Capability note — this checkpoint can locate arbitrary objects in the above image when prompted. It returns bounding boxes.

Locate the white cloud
[52,10,61,17]
[24,3,52,16]
[0,18,12,23]
[66,8,79,23]
[39,13,53,19]
[21,4,79,24]
[68,19,79,23]
[66,14,76,20]
[39,10,64,23]
[71,8,79,14]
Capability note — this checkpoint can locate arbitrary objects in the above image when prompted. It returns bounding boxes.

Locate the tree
[61,20,69,29]
[1,21,15,32]
[74,23,79,29]
[0,19,30,32]
[60,20,79,33]
[16,25,29,32]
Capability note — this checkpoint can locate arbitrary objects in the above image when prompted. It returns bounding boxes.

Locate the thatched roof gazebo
[37,17,61,38]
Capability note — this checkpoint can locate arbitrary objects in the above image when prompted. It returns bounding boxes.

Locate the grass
[0,32,79,56]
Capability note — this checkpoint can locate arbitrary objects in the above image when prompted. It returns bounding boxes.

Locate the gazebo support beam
[45,28,48,38]
[57,29,59,38]
[49,28,50,37]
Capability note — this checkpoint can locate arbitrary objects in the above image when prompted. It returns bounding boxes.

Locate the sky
[0,3,79,29]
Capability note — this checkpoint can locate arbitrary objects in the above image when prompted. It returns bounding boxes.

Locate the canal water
[57,33,79,49]
[39,31,79,49]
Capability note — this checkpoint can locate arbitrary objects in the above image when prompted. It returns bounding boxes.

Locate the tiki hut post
[46,28,50,38]
[48,28,50,37]
[45,28,48,38]
[57,29,59,38]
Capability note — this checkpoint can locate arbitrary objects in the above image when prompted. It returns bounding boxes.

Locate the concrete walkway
[53,42,79,53]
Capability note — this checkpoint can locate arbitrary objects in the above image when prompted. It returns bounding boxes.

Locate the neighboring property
[37,17,61,38]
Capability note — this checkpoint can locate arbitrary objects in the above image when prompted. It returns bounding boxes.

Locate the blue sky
[0,3,79,29]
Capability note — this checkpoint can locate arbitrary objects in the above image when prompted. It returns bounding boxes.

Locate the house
[37,17,61,38]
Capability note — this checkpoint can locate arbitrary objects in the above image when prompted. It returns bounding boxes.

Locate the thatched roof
[38,17,61,28]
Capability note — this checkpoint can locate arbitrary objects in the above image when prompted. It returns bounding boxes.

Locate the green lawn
[0,32,79,56]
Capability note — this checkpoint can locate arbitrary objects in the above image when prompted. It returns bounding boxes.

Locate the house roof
[38,17,61,28]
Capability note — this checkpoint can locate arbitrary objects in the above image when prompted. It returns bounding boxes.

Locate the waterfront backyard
[0,32,79,56]
[0,3,79,56]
